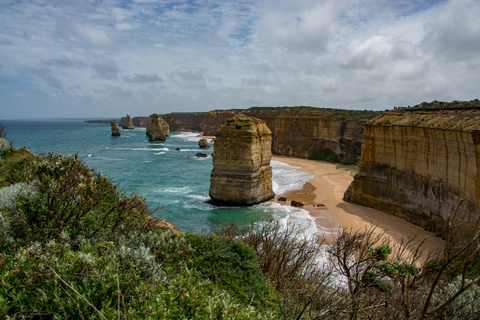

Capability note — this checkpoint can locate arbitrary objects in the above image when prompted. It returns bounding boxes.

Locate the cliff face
[344,109,480,239]
[161,113,207,132]
[202,107,372,164]
[202,110,240,136]
[134,113,207,132]
[209,114,274,206]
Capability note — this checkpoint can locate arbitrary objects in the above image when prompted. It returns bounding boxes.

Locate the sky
[1,0,479,119]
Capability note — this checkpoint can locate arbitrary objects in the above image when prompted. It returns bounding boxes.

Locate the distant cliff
[203,107,382,164]
[132,113,207,132]
[344,103,480,240]
[88,107,382,164]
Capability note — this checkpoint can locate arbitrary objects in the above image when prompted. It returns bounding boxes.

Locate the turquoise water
[1,119,315,233]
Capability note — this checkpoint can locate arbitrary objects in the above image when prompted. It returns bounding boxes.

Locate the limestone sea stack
[209,114,275,206]
[111,121,121,136]
[146,114,170,137]
[146,114,169,142]
[119,114,134,129]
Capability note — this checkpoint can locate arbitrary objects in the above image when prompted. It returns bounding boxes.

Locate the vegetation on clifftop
[1,128,479,319]
[247,106,384,120]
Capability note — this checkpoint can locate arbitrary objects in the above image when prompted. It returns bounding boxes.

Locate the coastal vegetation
[0,130,479,319]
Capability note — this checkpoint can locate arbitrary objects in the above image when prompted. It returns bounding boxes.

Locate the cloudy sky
[1,0,479,119]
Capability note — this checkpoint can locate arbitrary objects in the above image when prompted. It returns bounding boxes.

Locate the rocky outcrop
[209,114,275,206]
[119,114,134,129]
[110,121,121,136]
[344,106,480,240]
[202,107,381,164]
[146,114,169,140]
[146,114,168,142]
[198,138,210,148]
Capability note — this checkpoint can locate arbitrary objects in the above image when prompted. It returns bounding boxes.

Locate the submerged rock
[209,114,274,206]
[195,152,208,158]
[111,121,121,136]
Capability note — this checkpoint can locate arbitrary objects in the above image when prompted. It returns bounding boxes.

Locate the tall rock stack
[146,114,168,142]
[209,114,275,206]
[119,114,134,129]
[110,121,121,136]
[146,113,170,139]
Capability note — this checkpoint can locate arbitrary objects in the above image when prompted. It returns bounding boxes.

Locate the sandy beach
[272,155,445,261]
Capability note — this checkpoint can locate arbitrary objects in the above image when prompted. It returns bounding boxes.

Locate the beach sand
[272,155,445,262]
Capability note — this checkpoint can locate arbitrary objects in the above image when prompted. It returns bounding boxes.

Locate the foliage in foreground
[1,133,479,319]
[0,143,277,319]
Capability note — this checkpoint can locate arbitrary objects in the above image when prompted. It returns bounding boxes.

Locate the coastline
[271,155,445,262]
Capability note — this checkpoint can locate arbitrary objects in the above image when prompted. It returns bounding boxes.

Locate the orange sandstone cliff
[344,105,480,239]
[203,107,380,164]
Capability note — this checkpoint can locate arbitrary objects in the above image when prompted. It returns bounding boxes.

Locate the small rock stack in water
[209,114,274,206]
[146,113,169,141]
[111,121,121,136]
[119,114,134,129]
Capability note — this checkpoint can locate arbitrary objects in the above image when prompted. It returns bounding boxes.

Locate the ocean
[1,119,316,235]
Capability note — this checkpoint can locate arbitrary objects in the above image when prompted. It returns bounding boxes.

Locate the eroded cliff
[133,113,207,132]
[344,107,480,239]
[209,114,274,206]
[203,107,381,164]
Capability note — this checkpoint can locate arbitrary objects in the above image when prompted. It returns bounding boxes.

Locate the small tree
[0,123,5,138]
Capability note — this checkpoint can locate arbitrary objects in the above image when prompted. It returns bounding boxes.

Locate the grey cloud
[43,56,87,69]
[92,61,120,80]
[208,77,222,83]
[123,73,163,83]
[94,85,132,98]
[242,73,281,86]
[167,68,206,90]
[29,67,63,89]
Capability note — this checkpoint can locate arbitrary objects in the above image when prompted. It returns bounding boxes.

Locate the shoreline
[271,155,445,263]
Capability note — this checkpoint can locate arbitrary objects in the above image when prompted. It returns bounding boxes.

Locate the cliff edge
[344,104,480,240]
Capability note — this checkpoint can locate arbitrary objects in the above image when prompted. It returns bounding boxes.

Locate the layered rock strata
[344,108,480,240]
[146,114,168,142]
[119,114,134,129]
[209,114,275,206]
[110,121,121,136]
[202,107,380,164]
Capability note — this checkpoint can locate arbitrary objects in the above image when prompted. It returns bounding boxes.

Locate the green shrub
[308,148,339,163]
[184,232,274,306]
